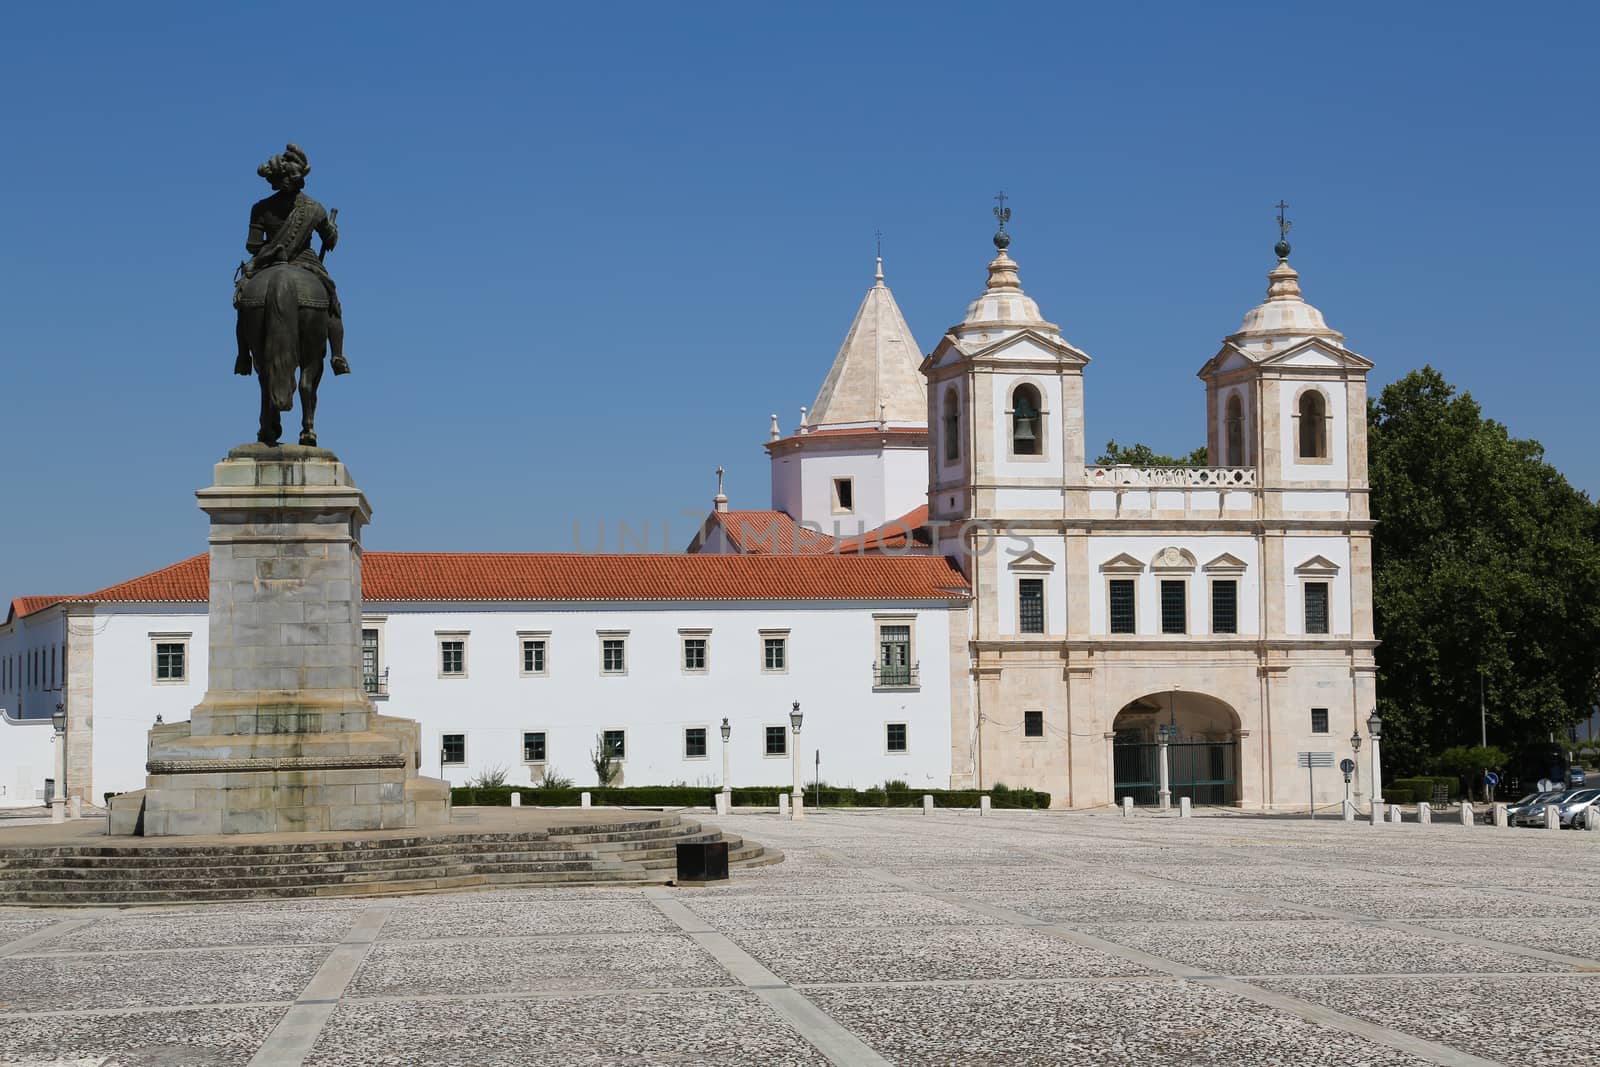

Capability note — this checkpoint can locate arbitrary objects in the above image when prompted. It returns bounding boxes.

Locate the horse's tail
[263,270,299,412]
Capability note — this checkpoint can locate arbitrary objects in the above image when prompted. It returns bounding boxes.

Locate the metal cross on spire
[874,229,883,257]
[1275,200,1292,241]
[993,190,1010,230]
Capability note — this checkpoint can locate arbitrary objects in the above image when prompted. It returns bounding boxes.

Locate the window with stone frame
[1310,708,1330,734]
[602,729,626,760]
[1297,389,1329,459]
[520,636,548,676]
[1011,383,1043,456]
[1024,710,1045,738]
[1108,579,1136,634]
[943,387,960,462]
[1211,580,1238,634]
[1160,580,1187,634]
[886,722,908,752]
[1018,578,1045,634]
[441,733,466,765]
[1225,392,1245,466]
[600,635,628,675]
[361,628,381,693]
[765,725,788,756]
[876,622,913,687]
[438,635,467,677]
[151,635,190,683]
[681,635,708,673]
[523,731,547,763]
[1303,581,1330,635]
[762,632,788,673]
[684,727,708,759]
[832,477,854,513]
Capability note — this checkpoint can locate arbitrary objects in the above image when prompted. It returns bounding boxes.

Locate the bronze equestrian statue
[233,143,349,447]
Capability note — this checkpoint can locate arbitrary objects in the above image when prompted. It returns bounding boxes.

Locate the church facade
[1,218,1376,811]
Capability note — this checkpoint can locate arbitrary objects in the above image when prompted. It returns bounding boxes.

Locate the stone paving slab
[347,932,728,997]
[684,890,1001,930]
[1252,975,1600,1067]
[379,897,674,940]
[304,990,830,1066]
[1075,918,1572,976]
[1400,916,1600,962]
[39,909,358,953]
[0,1005,287,1067]
[1241,884,1600,919]
[981,886,1315,922]
[736,924,1157,985]
[0,946,327,1013]
[805,979,1435,1067]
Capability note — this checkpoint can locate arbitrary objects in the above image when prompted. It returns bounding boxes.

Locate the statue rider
[233,143,349,375]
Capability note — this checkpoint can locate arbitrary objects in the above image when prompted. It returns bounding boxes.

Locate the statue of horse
[234,263,332,447]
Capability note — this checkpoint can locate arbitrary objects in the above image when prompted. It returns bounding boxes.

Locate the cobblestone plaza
[2,809,1595,1066]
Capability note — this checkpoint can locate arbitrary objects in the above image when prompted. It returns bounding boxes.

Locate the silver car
[1556,788,1600,828]
[1508,790,1569,827]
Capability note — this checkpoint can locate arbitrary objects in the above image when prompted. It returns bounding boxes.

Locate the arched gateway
[1111,692,1242,806]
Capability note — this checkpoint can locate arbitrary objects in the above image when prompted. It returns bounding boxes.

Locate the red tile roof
[704,511,838,555]
[836,505,932,553]
[5,596,70,625]
[33,551,969,610]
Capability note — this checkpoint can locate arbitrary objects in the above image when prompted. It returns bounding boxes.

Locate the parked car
[1556,788,1600,828]
[1507,790,1569,827]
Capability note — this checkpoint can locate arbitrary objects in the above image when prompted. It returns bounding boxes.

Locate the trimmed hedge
[1392,776,1457,803]
[451,785,1051,809]
[1383,786,1415,804]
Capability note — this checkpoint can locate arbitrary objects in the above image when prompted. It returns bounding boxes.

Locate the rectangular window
[438,636,467,677]
[521,638,547,675]
[154,641,186,682]
[1018,578,1045,634]
[877,623,912,686]
[1304,582,1330,634]
[1109,580,1136,634]
[1211,580,1237,635]
[1160,580,1187,635]
[762,635,788,673]
[832,477,854,513]
[1310,708,1330,734]
[441,733,465,765]
[601,637,627,674]
[765,725,788,756]
[1024,710,1044,738]
[523,731,547,762]
[886,722,908,752]
[602,729,626,760]
[682,637,707,672]
[684,727,708,759]
[361,628,381,693]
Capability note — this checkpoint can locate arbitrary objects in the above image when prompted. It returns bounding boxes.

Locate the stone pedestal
[111,445,451,836]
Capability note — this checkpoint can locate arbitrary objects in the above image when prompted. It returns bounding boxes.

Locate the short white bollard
[1492,803,1509,828]
[1178,796,1192,818]
[1586,806,1600,831]
[1121,796,1134,817]
[1417,802,1432,824]
[68,796,81,819]
[1369,801,1381,826]
[1388,804,1403,823]
[1544,804,1560,830]
[979,795,991,816]
[791,793,805,821]
[777,793,789,816]
[1343,800,1356,822]
[714,792,729,816]
[510,792,522,808]
[1460,801,1474,827]
[922,794,934,815]
[580,791,591,808]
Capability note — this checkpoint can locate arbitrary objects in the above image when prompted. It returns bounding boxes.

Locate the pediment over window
[1293,554,1340,576]
[1202,552,1248,574]
[1150,546,1198,572]
[1098,552,1145,574]
[1007,549,1056,571]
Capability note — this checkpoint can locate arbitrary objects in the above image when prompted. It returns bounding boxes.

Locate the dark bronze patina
[233,143,349,447]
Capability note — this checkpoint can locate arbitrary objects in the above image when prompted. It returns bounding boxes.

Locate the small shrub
[535,767,574,790]
[591,734,621,787]
[468,764,509,788]
[991,782,1011,794]
[882,778,910,793]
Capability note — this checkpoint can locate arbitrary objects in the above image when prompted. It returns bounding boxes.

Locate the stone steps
[0,813,772,905]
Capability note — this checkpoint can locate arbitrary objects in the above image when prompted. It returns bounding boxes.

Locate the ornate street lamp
[789,702,804,798]
[719,717,731,797]
[1350,728,1362,753]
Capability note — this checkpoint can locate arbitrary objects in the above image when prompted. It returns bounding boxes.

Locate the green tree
[1370,367,1600,773]
[1096,440,1208,466]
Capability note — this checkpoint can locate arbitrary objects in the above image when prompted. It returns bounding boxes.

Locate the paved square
[3,809,1597,1065]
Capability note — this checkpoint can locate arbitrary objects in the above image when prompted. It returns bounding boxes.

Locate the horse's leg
[297,310,326,447]
[258,366,280,446]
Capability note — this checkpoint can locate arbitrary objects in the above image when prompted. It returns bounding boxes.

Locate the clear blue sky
[3,2,1596,600]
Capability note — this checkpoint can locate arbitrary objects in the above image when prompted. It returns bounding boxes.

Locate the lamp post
[1367,709,1384,809]
[789,702,803,798]
[1156,722,1176,812]
[50,704,67,823]
[720,717,731,797]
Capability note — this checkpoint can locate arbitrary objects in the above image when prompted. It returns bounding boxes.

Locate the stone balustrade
[1087,465,1257,487]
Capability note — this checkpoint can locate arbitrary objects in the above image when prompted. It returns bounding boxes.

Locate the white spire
[804,255,927,428]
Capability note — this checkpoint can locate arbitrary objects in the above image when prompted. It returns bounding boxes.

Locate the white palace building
[1,220,1376,811]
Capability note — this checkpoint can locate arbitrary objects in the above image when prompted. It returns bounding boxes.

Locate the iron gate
[1113,740,1239,806]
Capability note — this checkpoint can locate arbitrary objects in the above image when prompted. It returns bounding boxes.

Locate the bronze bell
[1014,417,1037,442]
